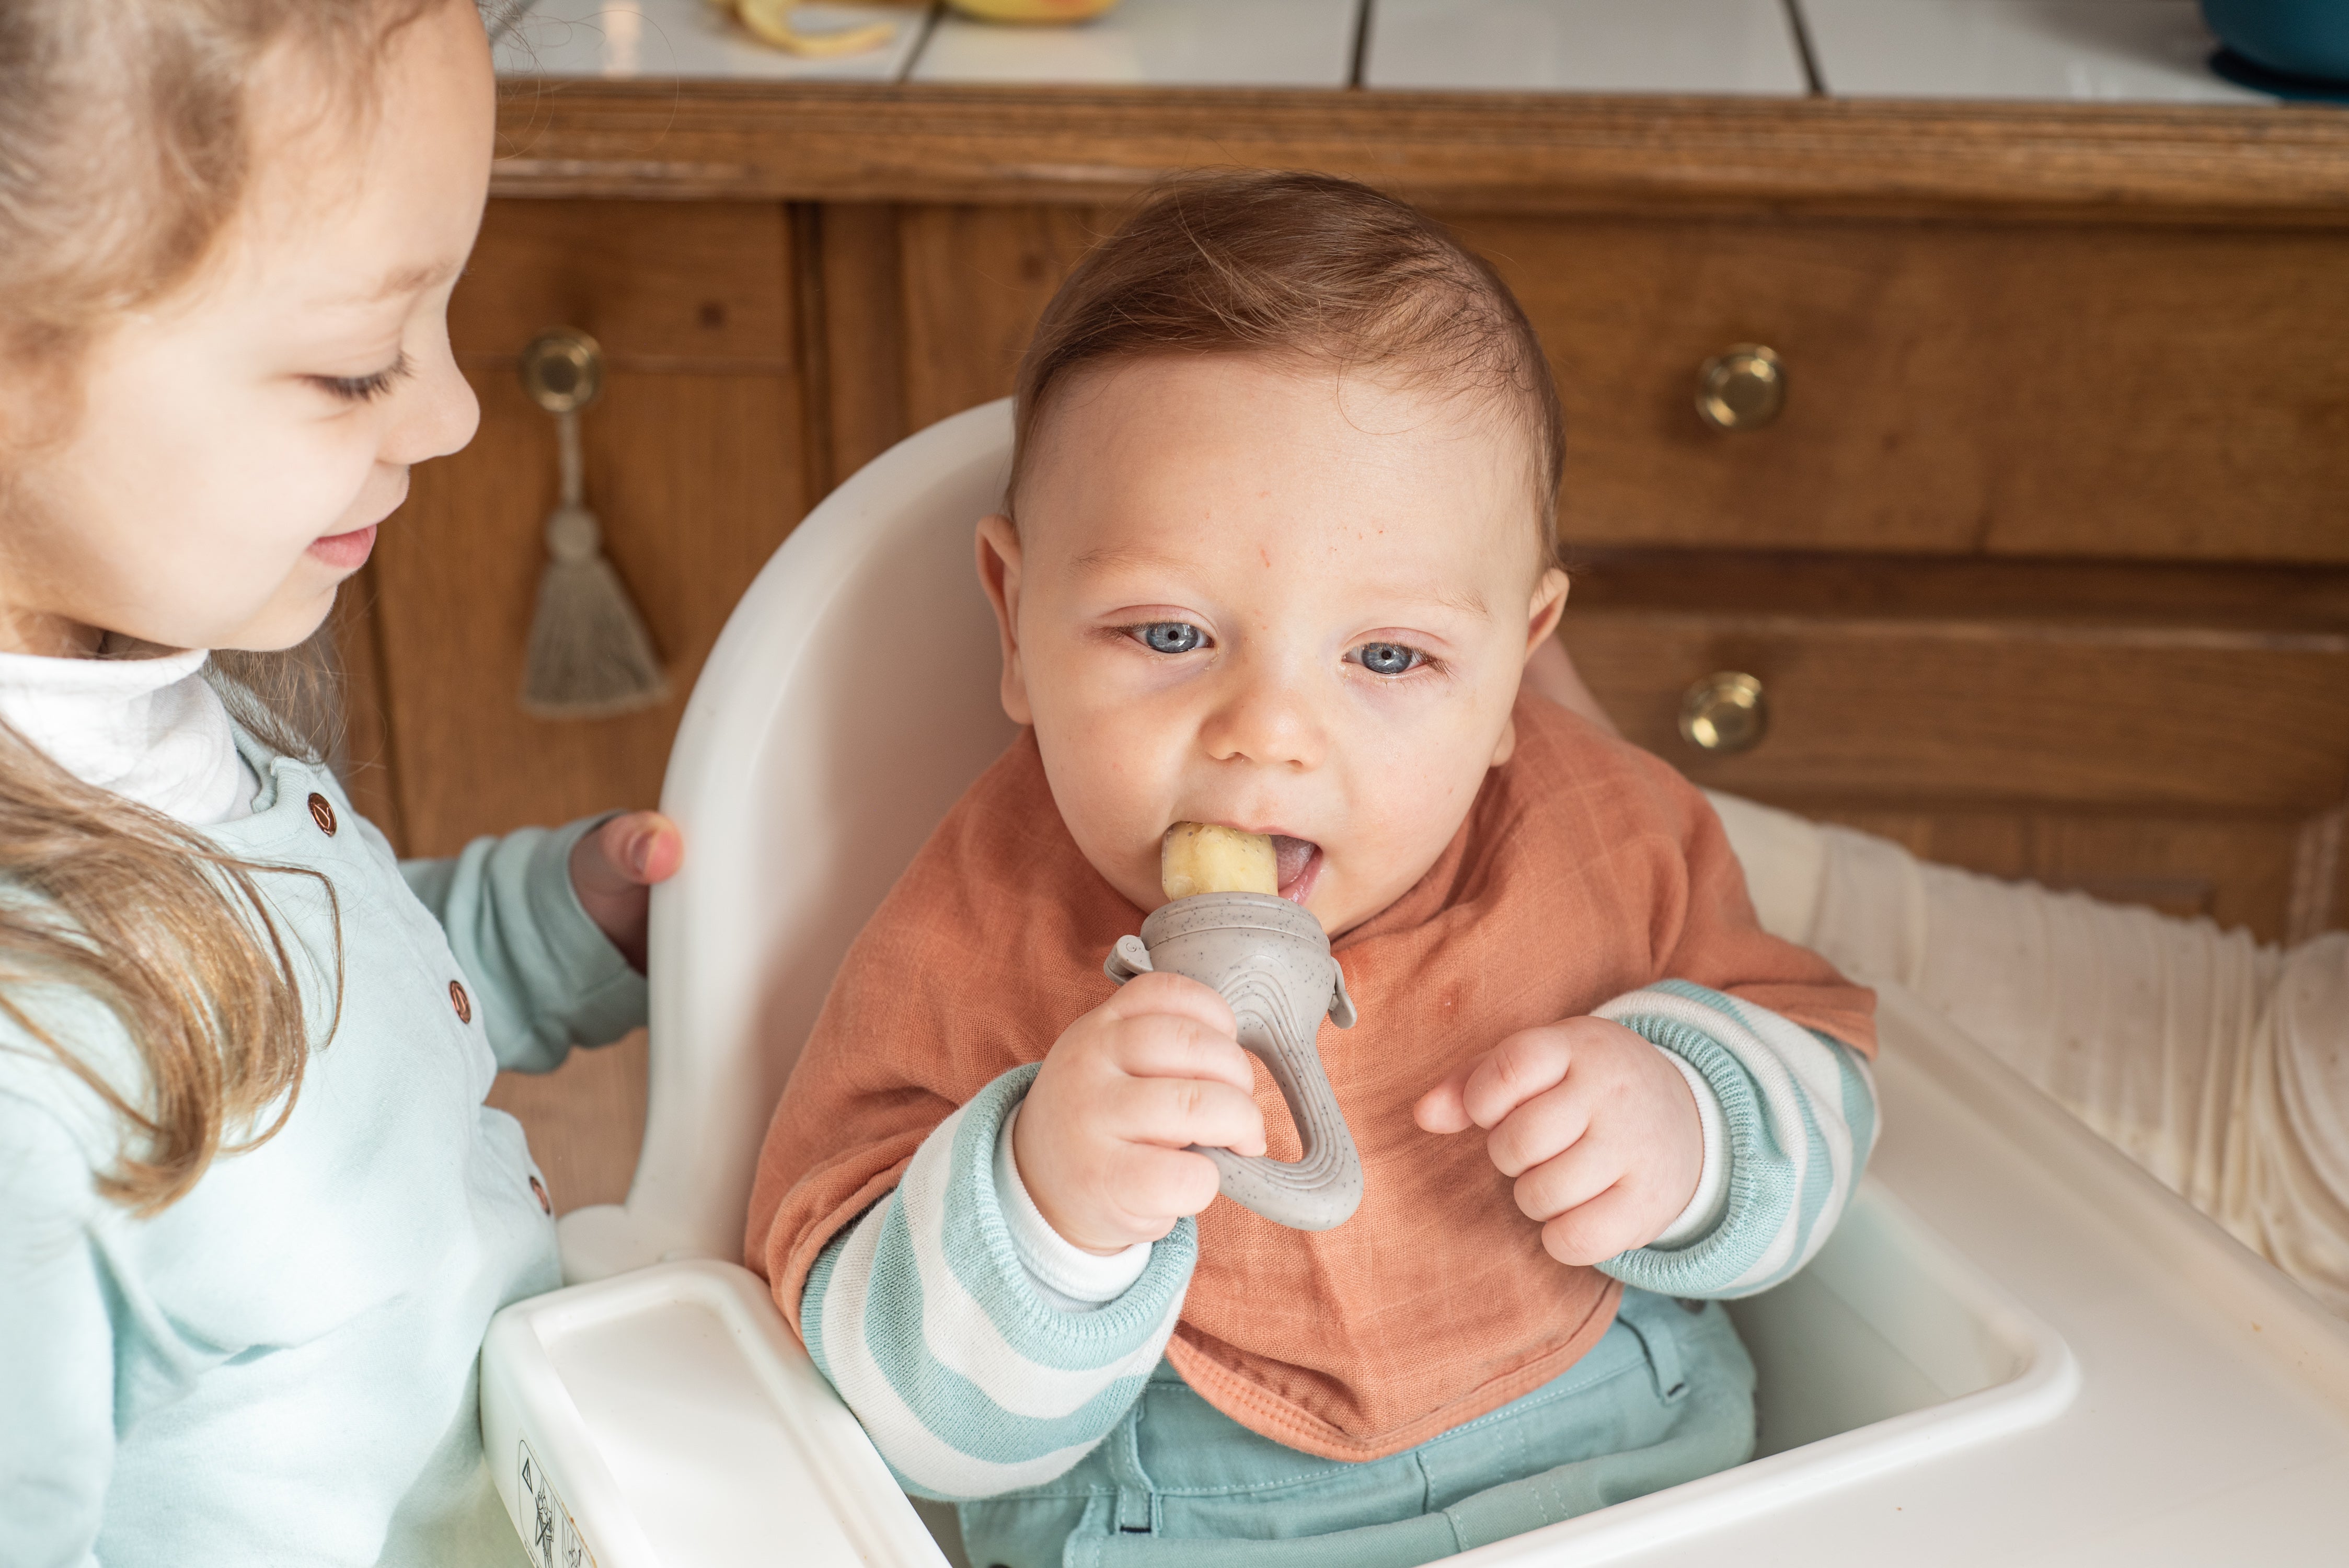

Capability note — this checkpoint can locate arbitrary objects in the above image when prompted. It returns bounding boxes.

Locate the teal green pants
[958,1289,1756,1568]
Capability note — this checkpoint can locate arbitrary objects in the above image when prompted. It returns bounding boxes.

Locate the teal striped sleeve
[1595,982,1879,1299]
[799,1065,1196,1501]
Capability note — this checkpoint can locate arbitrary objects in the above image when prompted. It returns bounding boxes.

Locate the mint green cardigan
[0,734,647,1567]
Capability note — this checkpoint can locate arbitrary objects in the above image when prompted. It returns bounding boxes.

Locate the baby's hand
[1014,973,1265,1255]
[1414,1018,1702,1267]
[569,810,685,973]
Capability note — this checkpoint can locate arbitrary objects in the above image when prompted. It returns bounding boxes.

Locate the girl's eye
[1354,641,1426,677]
[1133,622,1206,655]
[312,353,413,404]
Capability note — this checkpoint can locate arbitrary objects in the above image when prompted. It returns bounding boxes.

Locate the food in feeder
[1161,822,1277,901]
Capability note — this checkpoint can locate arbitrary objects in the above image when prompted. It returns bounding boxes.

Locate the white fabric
[0,648,257,826]
[1707,789,2349,1319]
[1652,1053,1731,1249]
[994,1102,1152,1310]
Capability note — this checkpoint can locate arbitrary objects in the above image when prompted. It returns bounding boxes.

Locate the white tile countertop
[1797,0,2271,102]
[493,0,935,80]
[908,0,1360,88]
[490,0,2296,106]
[1364,0,1810,96]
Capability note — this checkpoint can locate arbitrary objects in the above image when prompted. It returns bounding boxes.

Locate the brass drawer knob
[519,327,605,415]
[1695,343,1785,431]
[1679,672,1769,755]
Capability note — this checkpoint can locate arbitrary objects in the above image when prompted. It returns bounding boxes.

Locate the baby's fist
[1014,973,1264,1255]
[1415,1018,1702,1267]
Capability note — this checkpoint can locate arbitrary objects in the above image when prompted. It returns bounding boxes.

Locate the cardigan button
[448,979,472,1024]
[528,1175,551,1215]
[307,793,337,836]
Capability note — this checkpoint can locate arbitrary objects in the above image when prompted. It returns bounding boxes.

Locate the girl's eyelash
[313,353,414,403]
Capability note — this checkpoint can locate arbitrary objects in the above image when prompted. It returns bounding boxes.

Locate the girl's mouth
[308,524,378,571]
[1271,835,1321,903]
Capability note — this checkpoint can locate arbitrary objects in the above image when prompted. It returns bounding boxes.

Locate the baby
[749,171,1878,1567]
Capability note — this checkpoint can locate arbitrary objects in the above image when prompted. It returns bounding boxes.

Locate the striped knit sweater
[803,980,1874,1500]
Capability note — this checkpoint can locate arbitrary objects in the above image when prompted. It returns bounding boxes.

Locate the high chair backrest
[557,400,1019,1282]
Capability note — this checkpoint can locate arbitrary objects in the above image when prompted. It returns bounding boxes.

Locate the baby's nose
[1201,674,1326,770]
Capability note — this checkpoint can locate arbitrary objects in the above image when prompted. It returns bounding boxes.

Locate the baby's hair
[0,0,446,1213]
[1010,169,1567,570]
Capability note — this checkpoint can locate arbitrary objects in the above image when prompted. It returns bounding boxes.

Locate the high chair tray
[482,1257,950,1567]
[478,987,2349,1567]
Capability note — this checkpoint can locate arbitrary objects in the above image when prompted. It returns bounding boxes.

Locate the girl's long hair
[0,0,441,1212]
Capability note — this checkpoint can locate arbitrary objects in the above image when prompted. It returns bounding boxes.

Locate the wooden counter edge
[489,83,2349,222]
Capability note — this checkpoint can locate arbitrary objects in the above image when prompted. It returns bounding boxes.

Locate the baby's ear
[1490,712,1518,768]
[974,514,1032,725]
[1524,567,1569,655]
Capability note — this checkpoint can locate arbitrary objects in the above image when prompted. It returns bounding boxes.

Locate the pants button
[449,979,472,1023]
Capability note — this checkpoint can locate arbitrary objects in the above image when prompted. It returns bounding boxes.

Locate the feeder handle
[1101,938,1364,1231]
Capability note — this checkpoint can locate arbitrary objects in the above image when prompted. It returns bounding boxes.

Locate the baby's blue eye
[1355,642,1424,677]
[1136,622,1205,655]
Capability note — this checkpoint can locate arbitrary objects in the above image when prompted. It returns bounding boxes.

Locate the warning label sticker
[517,1439,597,1568]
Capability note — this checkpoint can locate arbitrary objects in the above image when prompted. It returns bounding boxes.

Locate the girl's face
[0,0,493,657]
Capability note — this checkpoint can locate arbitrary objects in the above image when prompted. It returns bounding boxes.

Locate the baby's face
[981,354,1566,936]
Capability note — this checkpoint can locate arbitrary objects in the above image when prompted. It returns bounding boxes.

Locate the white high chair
[480,401,2349,1568]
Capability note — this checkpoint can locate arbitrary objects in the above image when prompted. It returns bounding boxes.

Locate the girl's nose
[385,334,481,466]
[1200,664,1328,772]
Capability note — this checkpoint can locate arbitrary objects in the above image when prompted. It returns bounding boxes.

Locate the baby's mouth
[1271,835,1320,903]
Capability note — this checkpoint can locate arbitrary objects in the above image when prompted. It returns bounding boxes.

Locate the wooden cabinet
[788,193,2349,945]
[360,199,812,858]
[1562,554,2349,939]
[355,85,2349,1206]
[1470,214,2349,563]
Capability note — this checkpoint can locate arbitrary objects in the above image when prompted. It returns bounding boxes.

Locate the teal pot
[2202,0,2349,84]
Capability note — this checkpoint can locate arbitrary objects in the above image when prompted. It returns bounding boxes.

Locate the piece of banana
[731,0,897,56]
[1161,822,1277,901]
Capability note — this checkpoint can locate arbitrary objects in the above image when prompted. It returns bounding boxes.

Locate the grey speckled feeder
[1104,892,1363,1231]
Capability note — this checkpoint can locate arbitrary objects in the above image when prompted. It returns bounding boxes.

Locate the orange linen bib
[749,698,1874,1462]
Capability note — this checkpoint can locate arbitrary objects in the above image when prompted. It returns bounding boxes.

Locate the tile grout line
[1780,0,1827,97]
[894,1,944,84]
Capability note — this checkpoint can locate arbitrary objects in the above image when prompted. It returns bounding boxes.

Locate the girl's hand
[1414,1017,1701,1267]
[568,810,684,972]
[1013,972,1264,1254]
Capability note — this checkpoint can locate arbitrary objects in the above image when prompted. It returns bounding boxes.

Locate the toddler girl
[752,172,1878,1567]
[0,3,674,1563]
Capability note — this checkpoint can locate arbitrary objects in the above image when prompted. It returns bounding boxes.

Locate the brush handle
[1104,894,1364,1231]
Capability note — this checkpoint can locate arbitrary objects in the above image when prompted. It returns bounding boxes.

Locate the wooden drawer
[1452,214,2349,564]
[1563,612,2349,815]
[1558,552,2349,942]
[848,203,2349,567]
[446,199,795,368]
